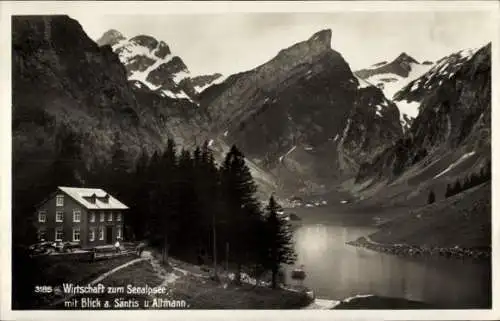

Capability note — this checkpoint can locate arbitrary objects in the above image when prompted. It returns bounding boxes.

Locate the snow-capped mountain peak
[96,29,223,102]
[355,52,435,119]
[355,53,434,100]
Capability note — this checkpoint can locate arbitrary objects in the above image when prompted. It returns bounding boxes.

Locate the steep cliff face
[97,30,223,102]
[356,44,491,186]
[12,15,207,191]
[199,29,403,193]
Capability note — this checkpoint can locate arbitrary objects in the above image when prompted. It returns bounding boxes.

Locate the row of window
[38,210,121,223]
[89,211,121,223]
[37,226,122,242]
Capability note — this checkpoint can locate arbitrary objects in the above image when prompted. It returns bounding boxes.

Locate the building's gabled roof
[58,187,129,210]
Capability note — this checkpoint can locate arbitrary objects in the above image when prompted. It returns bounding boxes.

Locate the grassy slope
[369,182,491,249]
[52,256,312,309]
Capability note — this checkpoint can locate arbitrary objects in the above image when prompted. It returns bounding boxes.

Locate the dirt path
[49,256,146,307]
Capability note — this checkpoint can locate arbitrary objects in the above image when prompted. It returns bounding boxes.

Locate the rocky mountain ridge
[96,29,223,103]
[197,29,403,194]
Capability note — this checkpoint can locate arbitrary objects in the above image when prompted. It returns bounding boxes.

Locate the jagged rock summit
[96,29,223,102]
[96,29,126,47]
[198,28,403,194]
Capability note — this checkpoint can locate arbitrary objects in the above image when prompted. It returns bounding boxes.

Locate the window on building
[73,209,81,222]
[116,212,122,222]
[107,212,113,222]
[56,211,64,222]
[73,228,80,242]
[117,225,122,239]
[56,195,64,207]
[90,212,96,222]
[98,226,104,240]
[55,228,63,241]
[37,229,47,241]
[38,210,46,223]
[100,212,105,222]
[89,228,95,242]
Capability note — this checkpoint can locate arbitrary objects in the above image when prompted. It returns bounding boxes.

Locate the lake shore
[333,295,433,309]
[347,236,490,261]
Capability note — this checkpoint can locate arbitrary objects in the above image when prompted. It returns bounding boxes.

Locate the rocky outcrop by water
[347,236,490,260]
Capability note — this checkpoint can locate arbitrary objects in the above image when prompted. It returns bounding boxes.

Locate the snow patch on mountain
[434,151,476,179]
[161,89,195,104]
[279,146,297,163]
[396,100,421,119]
[354,74,373,89]
[364,62,433,100]
[393,46,482,116]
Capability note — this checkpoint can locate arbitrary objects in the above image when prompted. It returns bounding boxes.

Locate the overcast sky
[72,11,494,77]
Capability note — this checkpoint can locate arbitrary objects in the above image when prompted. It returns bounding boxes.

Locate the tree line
[426,160,491,204]
[444,161,491,199]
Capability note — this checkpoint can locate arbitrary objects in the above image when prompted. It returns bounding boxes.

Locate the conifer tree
[108,134,131,199]
[263,195,296,289]
[220,145,263,283]
[445,183,452,198]
[130,150,150,239]
[146,151,162,244]
[427,189,436,204]
[453,180,462,196]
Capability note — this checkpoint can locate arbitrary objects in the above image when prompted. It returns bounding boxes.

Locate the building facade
[34,187,129,249]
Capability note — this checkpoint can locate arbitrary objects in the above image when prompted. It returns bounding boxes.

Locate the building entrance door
[106,226,113,244]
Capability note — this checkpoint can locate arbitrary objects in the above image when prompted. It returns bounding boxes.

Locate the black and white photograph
[1,0,498,318]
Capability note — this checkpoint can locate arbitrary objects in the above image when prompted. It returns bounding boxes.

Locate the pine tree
[155,140,180,261]
[453,180,462,196]
[175,148,201,257]
[146,151,162,244]
[130,150,150,239]
[445,184,452,198]
[197,141,220,260]
[220,145,263,283]
[108,135,130,198]
[427,189,436,204]
[263,195,297,289]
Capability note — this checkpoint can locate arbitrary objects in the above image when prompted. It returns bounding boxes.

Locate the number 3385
[34,285,53,293]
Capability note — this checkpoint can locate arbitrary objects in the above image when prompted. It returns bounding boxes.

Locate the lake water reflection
[285,222,491,308]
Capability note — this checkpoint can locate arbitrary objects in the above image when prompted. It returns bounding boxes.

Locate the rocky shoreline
[347,236,490,260]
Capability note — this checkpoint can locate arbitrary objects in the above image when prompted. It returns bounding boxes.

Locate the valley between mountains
[13,15,491,264]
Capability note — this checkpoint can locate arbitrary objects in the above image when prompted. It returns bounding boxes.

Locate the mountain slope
[353,43,491,205]
[199,29,403,194]
[96,30,222,102]
[370,182,491,249]
[393,47,482,117]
